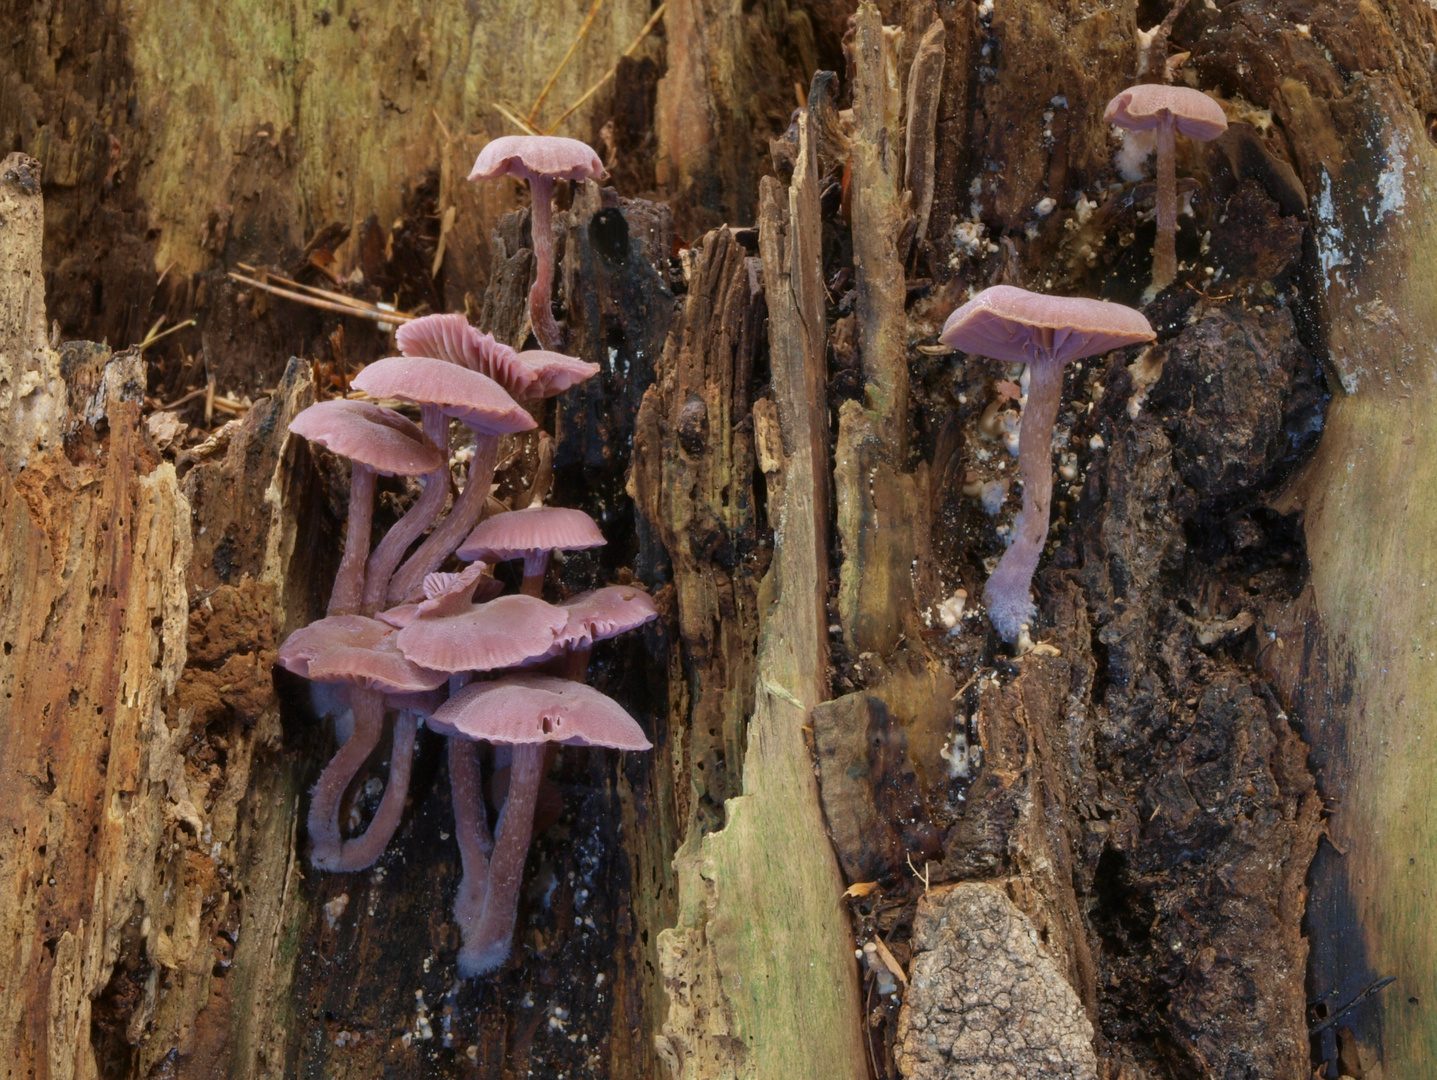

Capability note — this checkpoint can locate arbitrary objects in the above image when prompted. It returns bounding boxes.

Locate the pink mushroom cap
[1104,84,1229,142]
[429,673,650,750]
[468,136,608,184]
[514,350,601,399]
[394,594,569,673]
[276,615,446,692]
[351,357,537,434]
[396,314,540,397]
[939,286,1156,365]
[456,506,607,564]
[306,638,449,693]
[288,399,445,476]
[557,585,659,650]
[377,562,503,628]
[276,615,393,678]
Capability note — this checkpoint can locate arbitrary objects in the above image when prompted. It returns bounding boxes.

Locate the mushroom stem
[362,405,451,614]
[308,687,385,869]
[458,742,544,976]
[449,735,493,949]
[314,708,420,872]
[519,550,551,597]
[1152,118,1178,293]
[982,357,1063,642]
[526,174,563,351]
[387,432,501,604]
[328,463,377,616]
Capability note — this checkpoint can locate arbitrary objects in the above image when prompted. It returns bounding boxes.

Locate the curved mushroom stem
[982,357,1064,642]
[520,550,551,597]
[449,735,493,950]
[1151,117,1178,294]
[526,173,563,351]
[362,405,451,614]
[458,742,544,977]
[308,686,385,869]
[328,463,377,616]
[314,708,420,872]
[387,432,501,605]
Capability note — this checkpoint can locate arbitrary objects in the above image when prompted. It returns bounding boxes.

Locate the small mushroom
[288,400,445,616]
[429,674,650,976]
[378,560,500,627]
[277,615,445,871]
[941,286,1154,641]
[351,357,536,606]
[1105,84,1227,293]
[468,136,607,351]
[456,505,607,596]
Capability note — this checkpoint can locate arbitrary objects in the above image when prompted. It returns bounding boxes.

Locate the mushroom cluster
[276,137,655,976]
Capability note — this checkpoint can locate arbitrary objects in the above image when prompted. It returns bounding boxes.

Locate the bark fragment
[895,882,1097,1080]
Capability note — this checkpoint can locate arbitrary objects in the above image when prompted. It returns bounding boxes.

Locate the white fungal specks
[1312,169,1351,282]
[1375,128,1409,219]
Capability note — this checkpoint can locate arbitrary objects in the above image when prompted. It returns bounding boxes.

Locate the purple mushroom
[940,286,1154,641]
[288,400,445,616]
[277,615,445,871]
[350,356,536,606]
[457,505,607,597]
[429,674,650,975]
[468,136,607,351]
[1104,84,1227,293]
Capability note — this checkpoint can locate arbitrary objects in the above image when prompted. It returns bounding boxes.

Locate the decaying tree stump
[4,0,1437,1077]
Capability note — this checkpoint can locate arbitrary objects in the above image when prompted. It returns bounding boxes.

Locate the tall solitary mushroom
[288,400,445,616]
[468,136,607,352]
[940,286,1154,641]
[1104,84,1228,294]
[430,674,651,976]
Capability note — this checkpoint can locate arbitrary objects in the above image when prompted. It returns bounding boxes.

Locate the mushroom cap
[456,505,607,563]
[938,286,1155,365]
[307,637,449,693]
[277,615,393,678]
[558,585,659,649]
[514,350,601,399]
[276,615,446,692]
[1104,84,1228,141]
[351,357,536,434]
[468,136,607,184]
[288,399,445,476]
[394,594,569,673]
[396,314,540,397]
[429,673,651,750]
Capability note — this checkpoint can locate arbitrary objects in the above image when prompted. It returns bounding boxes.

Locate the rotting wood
[656,111,866,1080]
[0,154,64,474]
[1262,82,1437,1076]
[850,3,910,454]
[901,19,946,261]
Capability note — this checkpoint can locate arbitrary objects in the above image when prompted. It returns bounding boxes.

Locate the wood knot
[676,396,708,456]
[1,153,42,196]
